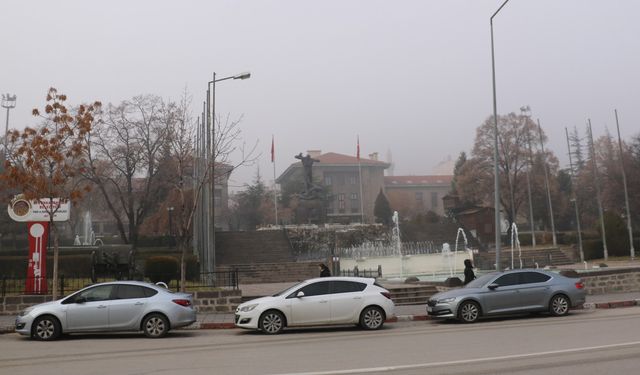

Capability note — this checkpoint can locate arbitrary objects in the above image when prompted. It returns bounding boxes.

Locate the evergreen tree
[374,188,392,226]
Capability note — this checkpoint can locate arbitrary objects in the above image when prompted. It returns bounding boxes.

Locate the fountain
[442,243,454,277]
[454,228,472,275]
[510,222,523,269]
[82,211,93,246]
[392,211,404,279]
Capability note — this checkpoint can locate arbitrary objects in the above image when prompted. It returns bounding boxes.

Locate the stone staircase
[218,261,318,286]
[216,230,294,265]
[384,284,439,305]
[474,246,575,270]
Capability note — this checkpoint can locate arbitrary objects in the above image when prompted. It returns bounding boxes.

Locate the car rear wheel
[549,294,570,316]
[32,315,61,341]
[360,306,385,330]
[143,313,169,338]
[259,310,285,334]
[458,301,480,323]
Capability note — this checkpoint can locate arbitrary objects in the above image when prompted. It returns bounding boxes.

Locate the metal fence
[295,241,442,261]
[340,266,382,278]
[0,269,239,297]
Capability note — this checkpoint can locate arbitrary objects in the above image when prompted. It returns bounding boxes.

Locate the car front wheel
[549,294,570,316]
[458,301,480,323]
[143,313,169,338]
[32,315,61,341]
[259,310,285,334]
[360,306,385,330]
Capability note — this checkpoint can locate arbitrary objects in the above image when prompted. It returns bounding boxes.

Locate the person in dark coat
[463,259,476,285]
[319,263,331,277]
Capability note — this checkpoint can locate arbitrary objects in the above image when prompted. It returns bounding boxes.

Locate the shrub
[602,212,631,257]
[582,239,603,260]
[144,256,178,284]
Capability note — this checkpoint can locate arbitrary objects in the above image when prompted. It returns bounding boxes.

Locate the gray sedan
[427,269,586,323]
[15,281,196,340]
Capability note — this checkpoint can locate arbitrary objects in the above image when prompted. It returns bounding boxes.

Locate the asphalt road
[1,308,640,375]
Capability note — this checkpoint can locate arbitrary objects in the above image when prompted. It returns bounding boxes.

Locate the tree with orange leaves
[1,88,101,299]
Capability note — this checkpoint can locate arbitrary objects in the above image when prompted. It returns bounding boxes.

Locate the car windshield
[465,273,496,288]
[272,281,305,297]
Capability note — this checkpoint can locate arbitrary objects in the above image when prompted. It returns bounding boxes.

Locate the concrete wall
[581,268,640,295]
[340,251,472,278]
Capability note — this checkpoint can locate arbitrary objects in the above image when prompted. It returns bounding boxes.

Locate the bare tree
[85,95,172,248]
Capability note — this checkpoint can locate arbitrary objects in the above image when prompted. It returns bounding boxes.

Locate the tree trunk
[180,239,187,293]
[51,222,59,300]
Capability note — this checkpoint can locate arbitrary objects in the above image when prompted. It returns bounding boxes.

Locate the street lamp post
[490,0,510,271]
[521,106,536,248]
[167,206,174,247]
[200,72,250,277]
[2,94,17,159]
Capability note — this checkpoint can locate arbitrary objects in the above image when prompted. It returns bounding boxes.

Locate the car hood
[238,296,278,309]
[22,300,60,314]
[430,287,483,301]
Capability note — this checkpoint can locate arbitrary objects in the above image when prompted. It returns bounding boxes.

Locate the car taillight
[381,292,392,300]
[173,299,192,307]
[575,281,585,289]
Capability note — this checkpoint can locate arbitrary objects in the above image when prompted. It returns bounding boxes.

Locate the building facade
[384,175,452,217]
[277,151,389,224]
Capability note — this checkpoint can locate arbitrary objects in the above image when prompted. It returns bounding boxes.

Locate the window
[431,192,439,209]
[338,194,345,211]
[115,285,157,299]
[415,192,424,206]
[324,175,332,186]
[330,281,366,294]
[520,272,551,284]
[349,176,357,185]
[350,192,358,200]
[288,281,331,298]
[493,273,520,287]
[64,285,115,304]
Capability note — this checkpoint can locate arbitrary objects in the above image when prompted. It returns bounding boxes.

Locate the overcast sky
[2,0,639,190]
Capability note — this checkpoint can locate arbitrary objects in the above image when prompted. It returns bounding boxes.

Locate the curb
[2,300,639,334]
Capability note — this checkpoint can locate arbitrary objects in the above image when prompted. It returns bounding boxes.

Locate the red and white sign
[26,222,49,294]
[7,196,70,222]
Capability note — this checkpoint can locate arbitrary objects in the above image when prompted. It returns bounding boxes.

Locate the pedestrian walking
[319,263,331,277]
[463,259,476,285]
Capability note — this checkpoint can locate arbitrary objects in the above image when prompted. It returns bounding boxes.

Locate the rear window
[520,272,551,284]
[115,285,158,299]
[331,281,367,293]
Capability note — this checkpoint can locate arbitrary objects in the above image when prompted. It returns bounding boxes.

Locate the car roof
[305,276,375,283]
[86,280,166,289]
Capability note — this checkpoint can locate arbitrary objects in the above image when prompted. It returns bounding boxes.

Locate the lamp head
[233,72,251,80]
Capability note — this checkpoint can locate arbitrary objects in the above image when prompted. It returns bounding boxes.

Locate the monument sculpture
[295,152,323,200]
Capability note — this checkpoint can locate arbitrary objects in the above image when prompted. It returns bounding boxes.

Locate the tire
[549,294,570,316]
[359,306,385,330]
[32,315,61,341]
[143,313,169,338]
[458,301,480,323]
[259,310,285,334]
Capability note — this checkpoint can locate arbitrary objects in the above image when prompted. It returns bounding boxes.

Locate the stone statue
[295,152,322,200]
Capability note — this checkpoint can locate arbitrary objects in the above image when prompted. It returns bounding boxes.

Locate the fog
[1,0,639,190]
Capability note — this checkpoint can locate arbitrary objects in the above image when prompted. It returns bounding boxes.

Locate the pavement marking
[273,340,640,375]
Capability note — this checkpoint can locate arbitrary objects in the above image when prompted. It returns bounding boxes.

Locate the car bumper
[426,302,458,319]
[15,315,34,336]
[171,309,197,329]
[234,310,261,329]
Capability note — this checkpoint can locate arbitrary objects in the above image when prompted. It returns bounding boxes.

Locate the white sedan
[235,277,395,334]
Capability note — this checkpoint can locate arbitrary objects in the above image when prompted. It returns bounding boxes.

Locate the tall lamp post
[2,94,17,159]
[201,72,251,277]
[490,0,510,271]
[520,106,536,248]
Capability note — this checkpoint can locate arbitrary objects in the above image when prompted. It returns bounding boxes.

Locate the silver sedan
[427,269,586,323]
[15,281,196,340]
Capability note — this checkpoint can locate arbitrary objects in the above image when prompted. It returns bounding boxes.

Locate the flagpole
[357,136,364,224]
[272,135,278,226]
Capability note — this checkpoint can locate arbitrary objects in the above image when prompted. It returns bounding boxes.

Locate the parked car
[427,269,586,323]
[15,281,196,340]
[235,277,395,334]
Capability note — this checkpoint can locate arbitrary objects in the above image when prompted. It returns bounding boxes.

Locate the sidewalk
[2,290,640,334]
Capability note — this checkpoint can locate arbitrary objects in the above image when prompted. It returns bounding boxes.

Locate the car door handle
[97,305,107,309]
[353,297,362,300]
[134,302,144,306]
[319,300,329,304]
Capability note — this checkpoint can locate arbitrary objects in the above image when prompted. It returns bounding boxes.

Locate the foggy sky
[2,0,639,191]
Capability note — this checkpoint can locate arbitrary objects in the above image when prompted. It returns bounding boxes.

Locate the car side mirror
[75,297,87,304]
[296,291,305,298]
[488,283,499,290]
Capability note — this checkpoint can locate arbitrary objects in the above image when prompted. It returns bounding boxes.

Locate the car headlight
[239,304,258,312]
[19,308,33,317]
[437,297,456,304]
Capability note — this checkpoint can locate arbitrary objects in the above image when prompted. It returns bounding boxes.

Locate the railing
[340,266,382,278]
[1,269,239,297]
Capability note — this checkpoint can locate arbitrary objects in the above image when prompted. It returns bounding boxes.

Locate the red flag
[357,136,360,161]
[271,135,275,163]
